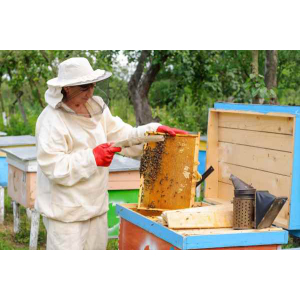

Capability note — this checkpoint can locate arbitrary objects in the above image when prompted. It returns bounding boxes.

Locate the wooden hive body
[2,147,37,209]
[205,103,300,230]
[8,165,36,208]
[138,133,200,210]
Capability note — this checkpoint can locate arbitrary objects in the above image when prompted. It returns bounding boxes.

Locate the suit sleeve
[37,123,98,187]
[104,107,161,158]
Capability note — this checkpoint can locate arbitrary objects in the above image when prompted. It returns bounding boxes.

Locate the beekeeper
[35,57,187,250]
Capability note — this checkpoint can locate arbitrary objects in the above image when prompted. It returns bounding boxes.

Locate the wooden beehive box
[108,154,140,190]
[2,146,37,209]
[0,135,36,187]
[138,132,200,210]
[205,103,300,231]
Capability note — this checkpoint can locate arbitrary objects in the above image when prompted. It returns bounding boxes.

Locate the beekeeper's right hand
[93,143,122,167]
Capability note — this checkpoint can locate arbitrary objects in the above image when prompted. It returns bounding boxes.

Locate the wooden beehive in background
[4,146,37,208]
[138,132,200,210]
[205,106,296,230]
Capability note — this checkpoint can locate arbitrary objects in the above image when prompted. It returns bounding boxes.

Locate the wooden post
[0,186,4,224]
[12,201,20,233]
[196,185,200,198]
[29,209,40,250]
[26,208,32,220]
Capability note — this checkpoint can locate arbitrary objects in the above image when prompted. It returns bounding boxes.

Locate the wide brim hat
[47,57,112,88]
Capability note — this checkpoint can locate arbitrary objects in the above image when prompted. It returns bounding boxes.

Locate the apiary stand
[1,146,39,250]
[0,135,36,225]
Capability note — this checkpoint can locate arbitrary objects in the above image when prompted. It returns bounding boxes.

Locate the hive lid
[1,146,37,172]
[1,146,37,161]
[2,147,141,172]
[0,135,36,147]
[109,154,140,172]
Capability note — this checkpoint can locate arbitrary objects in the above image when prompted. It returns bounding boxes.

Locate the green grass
[0,232,21,250]
[282,236,300,249]
[107,239,119,250]
[0,190,47,250]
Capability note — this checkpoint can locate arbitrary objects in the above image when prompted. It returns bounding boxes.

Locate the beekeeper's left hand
[157,125,188,136]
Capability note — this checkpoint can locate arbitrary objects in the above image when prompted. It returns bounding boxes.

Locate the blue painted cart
[116,103,300,249]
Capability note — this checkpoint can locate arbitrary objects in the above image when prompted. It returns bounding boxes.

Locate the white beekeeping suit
[35,57,161,250]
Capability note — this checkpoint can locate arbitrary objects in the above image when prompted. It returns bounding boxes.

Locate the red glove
[93,143,122,167]
[157,125,188,137]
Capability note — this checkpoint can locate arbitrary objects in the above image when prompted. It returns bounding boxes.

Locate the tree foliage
[1,50,300,136]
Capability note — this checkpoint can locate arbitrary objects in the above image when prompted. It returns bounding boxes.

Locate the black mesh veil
[60,77,110,117]
[94,77,110,107]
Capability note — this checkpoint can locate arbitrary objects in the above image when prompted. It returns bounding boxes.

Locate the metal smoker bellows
[229,174,288,230]
[230,175,255,229]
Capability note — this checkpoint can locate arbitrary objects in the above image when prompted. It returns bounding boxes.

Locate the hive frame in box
[138,132,200,211]
[116,203,288,249]
[206,103,300,234]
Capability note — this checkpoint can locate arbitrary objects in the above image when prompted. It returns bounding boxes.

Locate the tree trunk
[40,50,58,76]
[265,50,278,103]
[16,91,28,125]
[131,92,155,125]
[34,85,45,108]
[28,78,45,108]
[0,83,5,113]
[0,84,7,126]
[251,51,259,75]
[251,51,260,104]
[0,95,4,114]
[0,78,5,112]
[128,51,151,125]
[128,51,169,125]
